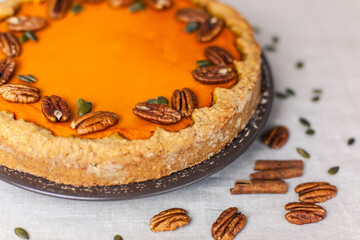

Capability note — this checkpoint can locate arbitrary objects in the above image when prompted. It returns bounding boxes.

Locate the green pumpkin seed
[18,75,36,83]
[265,45,276,52]
[71,4,83,14]
[313,89,322,94]
[296,61,304,69]
[306,129,315,135]
[186,22,200,33]
[19,34,29,43]
[299,118,311,127]
[77,98,92,116]
[114,235,123,240]
[286,88,295,96]
[275,92,287,99]
[328,166,339,175]
[146,96,168,105]
[272,36,279,44]
[129,1,145,12]
[348,138,355,145]
[15,228,29,239]
[196,60,212,67]
[24,31,38,42]
[296,147,310,159]
[312,96,320,102]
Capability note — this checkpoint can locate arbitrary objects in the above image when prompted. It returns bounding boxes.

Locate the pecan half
[0,57,15,86]
[0,83,40,103]
[262,126,289,149]
[192,65,236,84]
[49,0,70,19]
[295,182,337,203]
[212,207,246,240]
[197,17,224,42]
[41,95,71,122]
[171,88,197,118]
[7,16,47,31]
[144,0,172,10]
[149,208,190,232]
[108,0,135,7]
[0,32,21,57]
[71,111,118,135]
[176,8,210,23]
[205,46,234,66]
[132,102,181,124]
[284,202,326,225]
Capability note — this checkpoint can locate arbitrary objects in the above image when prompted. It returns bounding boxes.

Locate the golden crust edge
[0,0,261,186]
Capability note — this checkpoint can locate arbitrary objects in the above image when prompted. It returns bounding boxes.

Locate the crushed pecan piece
[176,8,210,23]
[285,202,326,225]
[144,0,172,10]
[149,208,190,232]
[49,0,70,19]
[212,207,246,240]
[0,57,15,86]
[108,0,135,7]
[0,83,40,103]
[262,126,289,149]
[71,111,118,135]
[171,88,197,118]
[192,65,236,84]
[0,32,20,57]
[205,46,235,66]
[295,182,337,203]
[132,102,181,124]
[41,95,71,122]
[7,16,47,31]
[197,17,224,42]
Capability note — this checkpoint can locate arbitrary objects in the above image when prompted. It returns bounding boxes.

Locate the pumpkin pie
[0,0,261,186]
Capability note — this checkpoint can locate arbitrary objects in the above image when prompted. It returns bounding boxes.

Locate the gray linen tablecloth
[0,0,359,239]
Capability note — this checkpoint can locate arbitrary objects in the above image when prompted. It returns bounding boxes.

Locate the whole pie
[0,0,261,186]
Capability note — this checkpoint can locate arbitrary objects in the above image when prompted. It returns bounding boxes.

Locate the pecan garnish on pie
[71,111,119,135]
[133,102,181,124]
[171,88,197,118]
[192,65,236,84]
[212,207,246,240]
[0,57,15,86]
[144,0,172,10]
[295,182,337,203]
[149,208,190,232]
[41,95,71,122]
[197,17,224,42]
[108,0,135,7]
[262,126,289,149]
[0,83,40,103]
[176,8,210,23]
[205,46,235,66]
[284,202,326,225]
[0,32,21,57]
[49,0,70,19]
[7,16,47,31]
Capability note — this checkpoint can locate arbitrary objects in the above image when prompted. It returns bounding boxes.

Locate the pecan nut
[0,32,21,57]
[7,16,47,31]
[108,0,135,7]
[192,65,236,84]
[149,208,190,232]
[49,0,70,19]
[171,88,197,118]
[212,207,246,240]
[295,182,337,203]
[262,126,289,149]
[144,0,172,10]
[0,83,40,103]
[205,46,235,66]
[132,102,181,124]
[0,57,15,86]
[176,8,210,23]
[284,202,326,225]
[197,17,224,42]
[41,95,71,122]
[71,111,119,135]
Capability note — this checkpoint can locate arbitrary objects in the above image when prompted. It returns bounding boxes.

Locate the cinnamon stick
[254,160,303,171]
[249,167,303,180]
[230,180,287,194]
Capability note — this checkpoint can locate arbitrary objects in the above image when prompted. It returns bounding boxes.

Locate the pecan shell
[144,0,172,10]
[41,95,71,122]
[0,83,40,103]
[132,102,181,124]
[0,57,15,86]
[149,208,190,232]
[0,32,21,57]
[197,17,224,42]
[262,126,289,149]
[49,0,70,19]
[284,202,326,225]
[212,207,246,240]
[171,88,197,118]
[192,65,236,84]
[71,111,118,135]
[205,46,235,66]
[108,0,135,7]
[295,182,337,203]
[7,16,47,31]
[176,8,210,23]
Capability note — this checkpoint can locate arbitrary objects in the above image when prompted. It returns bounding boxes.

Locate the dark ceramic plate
[0,53,273,201]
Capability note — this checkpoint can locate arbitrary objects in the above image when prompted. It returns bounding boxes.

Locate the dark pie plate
[0,53,273,201]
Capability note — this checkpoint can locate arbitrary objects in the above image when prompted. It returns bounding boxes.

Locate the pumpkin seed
[299,117,311,127]
[19,34,29,43]
[296,147,310,159]
[295,61,304,69]
[286,88,295,96]
[71,4,83,14]
[18,74,36,83]
[312,96,320,102]
[24,31,38,42]
[129,1,145,12]
[348,138,355,145]
[275,92,287,99]
[306,129,315,135]
[146,96,168,105]
[272,36,279,44]
[14,228,29,239]
[265,45,276,52]
[313,89,322,94]
[196,60,212,67]
[186,22,200,33]
[328,166,339,175]
[114,235,123,240]
[77,98,92,116]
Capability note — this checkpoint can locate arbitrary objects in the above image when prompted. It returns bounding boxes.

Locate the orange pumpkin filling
[0,0,240,140]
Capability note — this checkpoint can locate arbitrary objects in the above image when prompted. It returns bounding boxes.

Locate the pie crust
[0,0,261,186]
